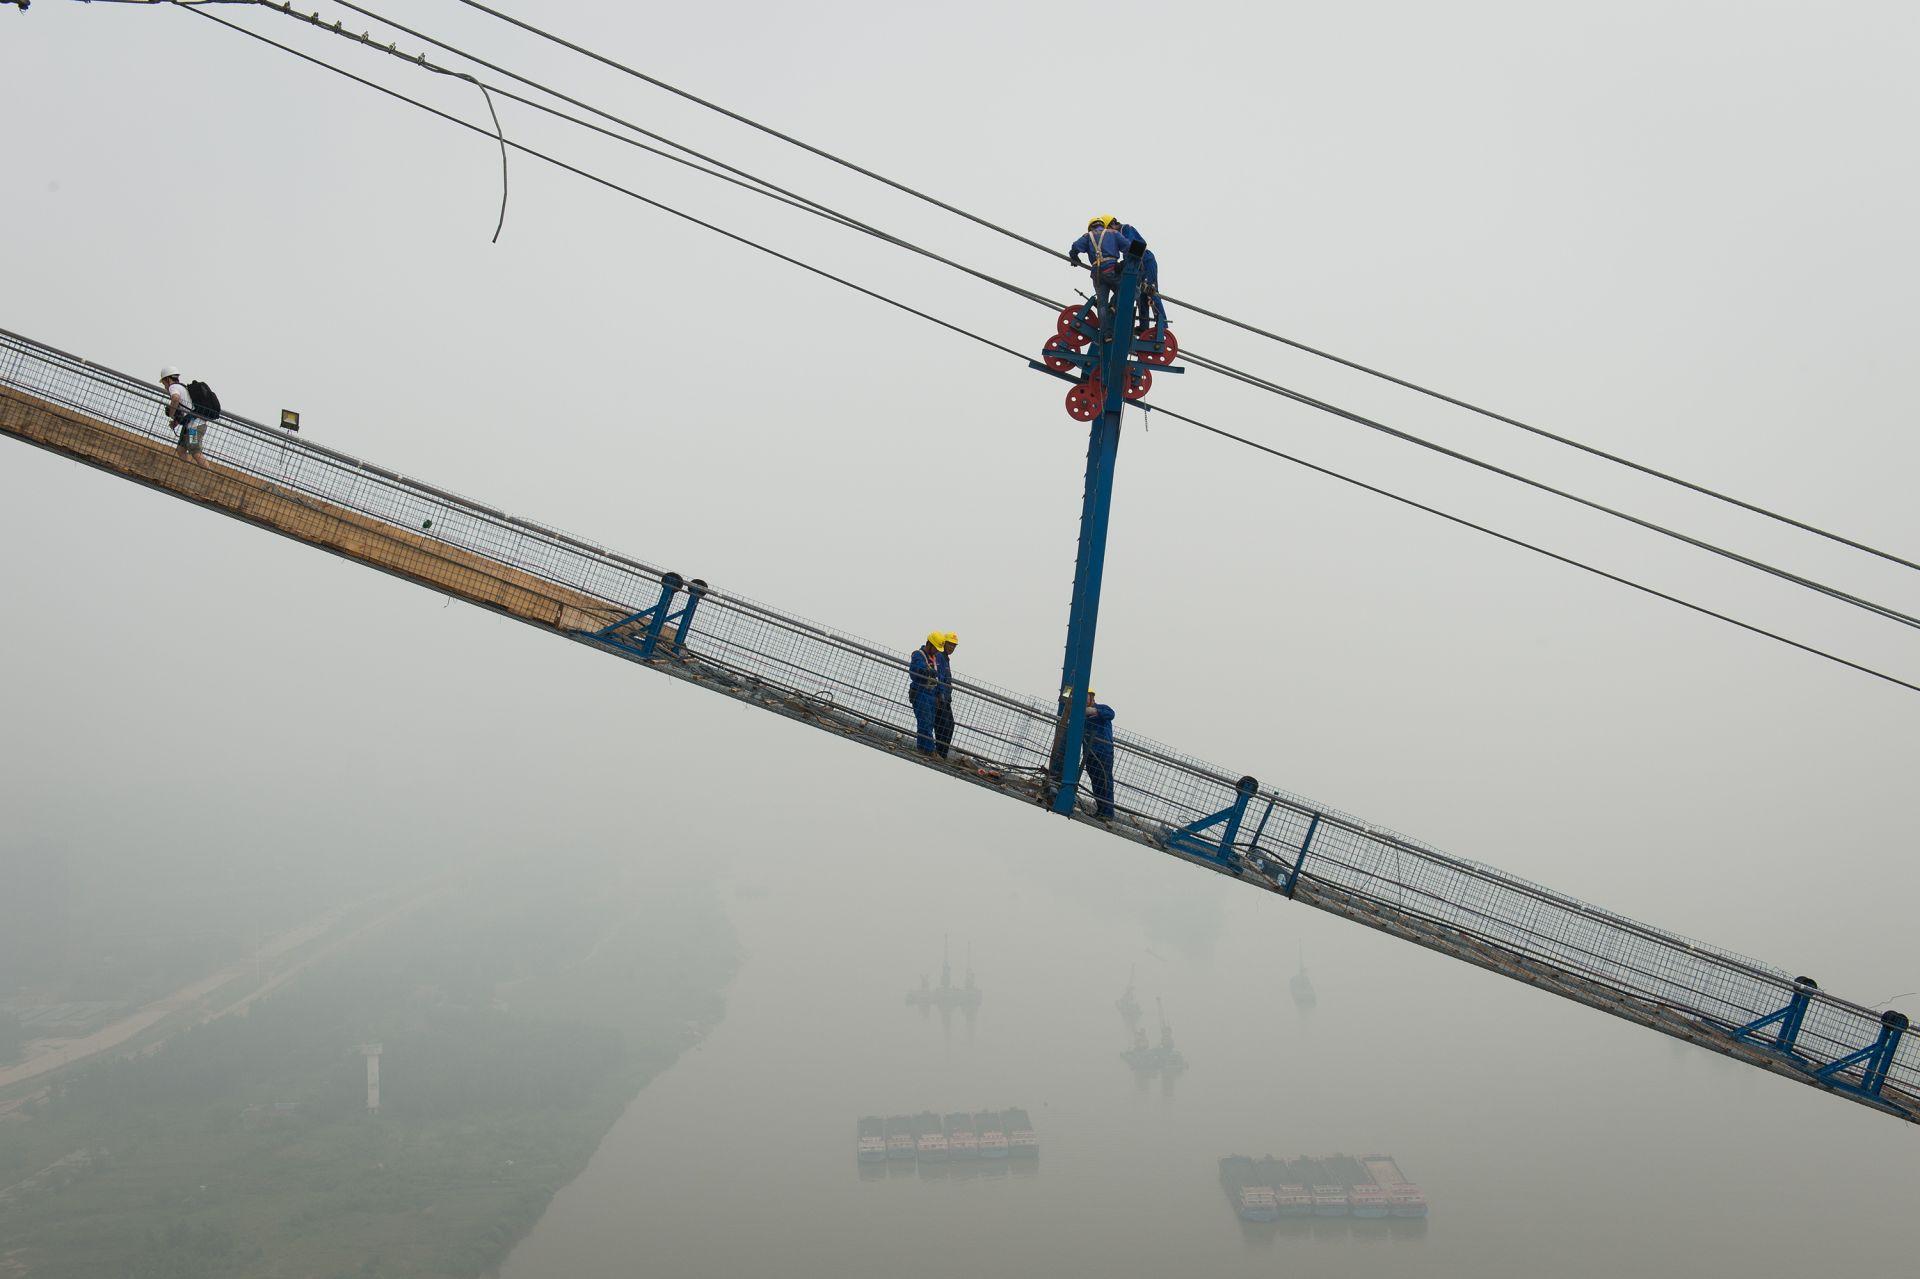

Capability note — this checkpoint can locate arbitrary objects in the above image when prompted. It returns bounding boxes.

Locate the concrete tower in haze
[358,1043,382,1112]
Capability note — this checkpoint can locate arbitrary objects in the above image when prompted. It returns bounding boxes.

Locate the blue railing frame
[583,571,708,661]
[1811,1011,1909,1105]
[1728,976,1818,1060]
[1165,774,1261,868]
[1281,815,1323,900]
[5,324,1916,1123]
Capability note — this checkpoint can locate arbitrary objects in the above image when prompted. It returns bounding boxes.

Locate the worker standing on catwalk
[908,632,946,755]
[158,366,207,465]
[1082,689,1117,819]
[934,632,959,759]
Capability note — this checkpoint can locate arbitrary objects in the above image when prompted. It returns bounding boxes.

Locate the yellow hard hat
[943,632,959,649]
[1087,213,1116,229]
[926,631,944,648]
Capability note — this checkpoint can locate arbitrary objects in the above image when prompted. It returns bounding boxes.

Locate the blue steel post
[1051,244,1146,816]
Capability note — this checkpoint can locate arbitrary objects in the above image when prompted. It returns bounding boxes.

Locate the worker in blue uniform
[1108,220,1166,332]
[1082,689,1117,819]
[1067,215,1131,318]
[1067,215,1128,277]
[933,632,959,759]
[908,632,946,755]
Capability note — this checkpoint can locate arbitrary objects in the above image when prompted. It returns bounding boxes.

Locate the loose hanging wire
[132,2,1920,699]
[222,0,1920,638]
[85,2,1920,582]
[470,75,507,242]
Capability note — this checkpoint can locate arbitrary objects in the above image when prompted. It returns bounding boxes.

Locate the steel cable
[141,4,1920,698]
[439,0,1920,576]
[222,1,1920,634]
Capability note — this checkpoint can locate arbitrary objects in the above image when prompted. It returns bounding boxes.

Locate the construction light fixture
[280,409,300,433]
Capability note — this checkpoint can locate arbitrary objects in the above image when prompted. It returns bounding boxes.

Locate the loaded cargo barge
[1220,1153,1430,1223]
[856,1115,887,1164]
[885,1114,916,1161]
[914,1111,949,1162]
[944,1111,977,1159]
[1219,1156,1279,1222]
[1362,1153,1429,1218]
[1006,1108,1039,1159]
[857,1109,1035,1166]
[974,1110,1008,1159]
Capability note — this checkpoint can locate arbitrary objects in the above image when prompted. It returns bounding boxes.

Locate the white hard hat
[158,366,180,381]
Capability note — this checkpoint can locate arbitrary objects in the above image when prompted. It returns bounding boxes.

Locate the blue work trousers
[934,697,955,759]
[912,692,940,754]
[1083,749,1116,818]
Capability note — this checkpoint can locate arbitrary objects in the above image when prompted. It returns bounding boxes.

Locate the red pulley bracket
[1065,379,1103,421]
[1135,326,1178,367]
[1042,336,1077,373]
[1057,304,1092,347]
[1123,366,1153,401]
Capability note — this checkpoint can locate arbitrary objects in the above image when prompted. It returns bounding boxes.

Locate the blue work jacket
[1109,225,1157,286]
[909,647,943,701]
[935,652,953,703]
[1086,702,1116,757]
[1069,228,1129,271]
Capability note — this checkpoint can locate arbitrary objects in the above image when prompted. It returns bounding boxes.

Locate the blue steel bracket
[1164,776,1260,867]
[1028,350,1100,376]
[1810,1010,1911,1108]
[1726,976,1817,1060]
[1238,797,1281,880]
[666,578,708,657]
[581,571,699,661]
[1280,814,1321,899]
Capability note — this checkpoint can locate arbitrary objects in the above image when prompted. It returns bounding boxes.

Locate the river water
[500,823,1912,1279]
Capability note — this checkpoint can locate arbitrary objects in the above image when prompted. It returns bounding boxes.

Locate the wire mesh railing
[1,325,1909,1113]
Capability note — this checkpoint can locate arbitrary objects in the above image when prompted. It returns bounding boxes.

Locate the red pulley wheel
[1135,326,1178,366]
[1042,335,1077,373]
[1123,366,1153,400]
[1065,379,1103,422]
[1057,304,1092,347]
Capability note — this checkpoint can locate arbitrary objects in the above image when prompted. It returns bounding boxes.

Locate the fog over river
[500,823,1914,1279]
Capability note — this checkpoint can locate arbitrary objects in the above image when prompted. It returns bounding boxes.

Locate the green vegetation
[0,853,736,1278]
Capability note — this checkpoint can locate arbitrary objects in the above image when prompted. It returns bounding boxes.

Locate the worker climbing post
[1110,220,1166,334]
[1066,215,1130,322]
[934,632,959,759]
[908,632,946,756]
[1045,239,1146,814]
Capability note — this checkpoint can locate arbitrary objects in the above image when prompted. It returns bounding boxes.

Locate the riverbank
[0,850,736,1278]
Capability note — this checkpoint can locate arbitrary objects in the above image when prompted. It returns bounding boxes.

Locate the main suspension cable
[157,2,1920,697]
[198,0,1920,637]
[249,0,1920,636]
[441,0,1920,577]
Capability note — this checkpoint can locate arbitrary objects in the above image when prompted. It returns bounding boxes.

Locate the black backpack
[186,380,222,421]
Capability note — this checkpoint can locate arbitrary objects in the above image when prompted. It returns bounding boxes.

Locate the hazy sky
[4,0,1917,1164]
